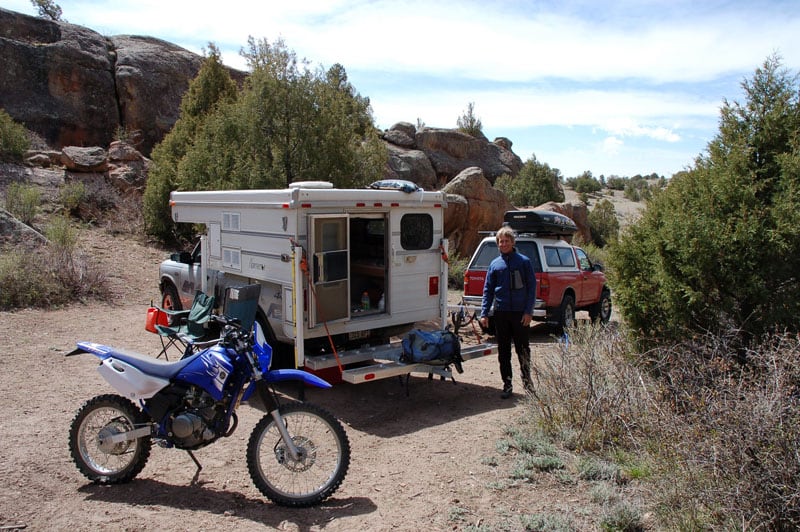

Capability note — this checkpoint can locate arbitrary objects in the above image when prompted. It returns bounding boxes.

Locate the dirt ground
[0,227,614,532]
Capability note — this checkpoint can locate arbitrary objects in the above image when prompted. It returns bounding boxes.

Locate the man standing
[479,225,536,399]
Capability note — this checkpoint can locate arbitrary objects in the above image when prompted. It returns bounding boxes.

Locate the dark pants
[494,310,532,391]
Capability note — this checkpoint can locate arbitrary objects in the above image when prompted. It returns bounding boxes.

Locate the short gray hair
[495,225,515,243]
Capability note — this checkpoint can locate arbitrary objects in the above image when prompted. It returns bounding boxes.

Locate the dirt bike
[66,313,350,507]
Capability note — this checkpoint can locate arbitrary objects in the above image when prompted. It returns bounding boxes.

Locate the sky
[6,0,800,178]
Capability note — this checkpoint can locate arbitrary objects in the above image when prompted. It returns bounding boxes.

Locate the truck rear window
[544,246,575,267]
[400,214,433,250]
[468,241,541,272]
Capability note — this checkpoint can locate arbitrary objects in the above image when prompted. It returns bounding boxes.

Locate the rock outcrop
[442,167,514,257]
[0,8,242,155]
[382,122,523,189]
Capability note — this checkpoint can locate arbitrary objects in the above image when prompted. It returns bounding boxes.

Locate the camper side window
[400,214,433,250]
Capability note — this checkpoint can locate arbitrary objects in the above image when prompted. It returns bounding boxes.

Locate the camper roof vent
[288,181,334,189]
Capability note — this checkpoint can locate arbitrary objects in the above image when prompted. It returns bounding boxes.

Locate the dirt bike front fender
[264,369,332,389]
[242,370,332,411]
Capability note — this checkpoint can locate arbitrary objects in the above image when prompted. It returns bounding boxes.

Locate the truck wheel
[588,290,612,324]
[161,283,182,325]
[161,282,182,312]
[557,294,575,331]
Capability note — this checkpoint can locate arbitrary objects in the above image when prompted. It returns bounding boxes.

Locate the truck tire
[557,294,575,331]
[588,290,612,324]
[160,282,182,325]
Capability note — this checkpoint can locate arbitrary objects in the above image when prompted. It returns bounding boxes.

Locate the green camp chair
[154,290,216,359]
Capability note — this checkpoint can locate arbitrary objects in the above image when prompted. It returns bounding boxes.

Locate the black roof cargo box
[503,210,577,235]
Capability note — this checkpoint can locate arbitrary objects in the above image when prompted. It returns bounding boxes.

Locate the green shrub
[456,101,483,137]
[495,154,565,207]
[608,56,800,344]
[0,220,109,309]
[0,108,30,161]
[59,181,87,216]
[600,501,643,532]
[4,182,40,225]
[45,215,78,253]
[447,251,468,289]
[587,199,619,247]
[0,249,64,309]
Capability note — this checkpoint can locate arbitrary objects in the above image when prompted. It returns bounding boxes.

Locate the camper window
[400,214,433,250]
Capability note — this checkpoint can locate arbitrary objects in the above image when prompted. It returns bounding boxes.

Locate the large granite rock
[416,128,523,185]
[0,8,241,156]
[0,8,119,149]
[443,166,514,257]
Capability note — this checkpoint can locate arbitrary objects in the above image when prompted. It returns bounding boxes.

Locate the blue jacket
[481,248,536,317]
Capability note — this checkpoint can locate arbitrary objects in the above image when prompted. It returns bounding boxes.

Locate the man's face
[497,235,514,254]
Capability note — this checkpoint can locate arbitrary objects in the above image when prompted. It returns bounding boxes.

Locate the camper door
[308,215,349,327]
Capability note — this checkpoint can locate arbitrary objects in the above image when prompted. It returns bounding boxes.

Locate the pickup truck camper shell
[162,181,498,385]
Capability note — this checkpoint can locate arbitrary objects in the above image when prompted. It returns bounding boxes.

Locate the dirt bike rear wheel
[68,394,151,484]
[247,402,350,507]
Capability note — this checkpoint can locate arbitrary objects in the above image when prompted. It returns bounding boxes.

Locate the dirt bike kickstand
[187,450,203,484]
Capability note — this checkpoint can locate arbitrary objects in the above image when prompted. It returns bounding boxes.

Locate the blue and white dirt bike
[66,314,350,507]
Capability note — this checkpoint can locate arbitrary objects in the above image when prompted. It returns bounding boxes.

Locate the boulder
[0,8,119,149]
[442,167,514,257]
[385,144,438,190]
[416,127,523,184]
[110,35,205,154]
[61,146,108,172]
[382,122,415,148]
[0,8,245,156]
[107,141,151,194]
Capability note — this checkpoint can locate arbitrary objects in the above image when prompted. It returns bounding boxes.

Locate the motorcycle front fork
[258,381,303,461]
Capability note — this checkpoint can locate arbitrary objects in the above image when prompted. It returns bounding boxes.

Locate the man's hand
[479,316,489,328]
[521,313,532,327]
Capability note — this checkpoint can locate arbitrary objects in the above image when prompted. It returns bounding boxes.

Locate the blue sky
[6,0,800,178]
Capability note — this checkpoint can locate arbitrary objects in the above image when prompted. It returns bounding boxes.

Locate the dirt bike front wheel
[68,394,152,484]
[247,402,350,507]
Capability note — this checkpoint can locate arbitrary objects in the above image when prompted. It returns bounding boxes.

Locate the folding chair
[154,291,216,359]
[222,284,262,333]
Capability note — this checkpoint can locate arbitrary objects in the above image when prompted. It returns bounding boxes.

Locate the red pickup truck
[462,210,611,331]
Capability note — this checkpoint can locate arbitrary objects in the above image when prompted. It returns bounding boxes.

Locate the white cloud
[602,136,624,156]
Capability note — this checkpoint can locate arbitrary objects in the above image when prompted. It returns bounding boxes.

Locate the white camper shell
[168,181,495,384]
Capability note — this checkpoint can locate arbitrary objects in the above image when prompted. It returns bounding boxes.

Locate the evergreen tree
[495,154,564,207]
[30,0,62,21]
[177,38,385,192]
[143,44,237,242]
[608,55,800,344]
[456,102,483,137]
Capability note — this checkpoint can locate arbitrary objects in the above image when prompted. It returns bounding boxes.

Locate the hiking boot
[500,385,513,399]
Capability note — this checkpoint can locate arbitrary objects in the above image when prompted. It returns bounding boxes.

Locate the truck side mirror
[593,263,604,272]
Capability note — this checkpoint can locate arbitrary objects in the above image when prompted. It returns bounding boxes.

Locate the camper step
[303,343,403,370]
[459,343,497,362]
[341,361,454,384]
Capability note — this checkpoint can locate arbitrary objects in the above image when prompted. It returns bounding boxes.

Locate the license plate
[348,329,370,341]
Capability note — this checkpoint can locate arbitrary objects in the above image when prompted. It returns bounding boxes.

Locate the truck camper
[160,181,495,384]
